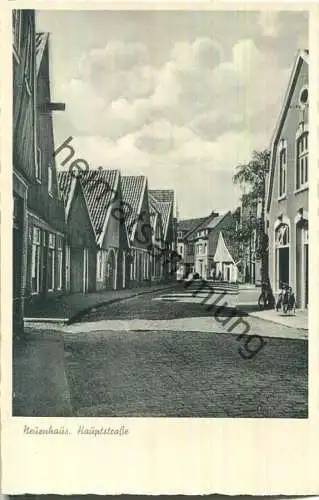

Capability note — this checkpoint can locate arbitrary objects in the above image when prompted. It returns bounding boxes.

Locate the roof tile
[80,169,119,236]
[121,176,146,238]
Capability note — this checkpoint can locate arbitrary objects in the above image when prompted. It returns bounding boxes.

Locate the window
[279,143,287,197]
[275,224,289,247]
[12,10,22,60]
[97,250,104,280]
[57,245,63,290]
[296,132,308,189]
[36,148,41,181]
[48,233,55,291]
[48,163,53,194]
[31,227,41,294]
[299,86,309,107]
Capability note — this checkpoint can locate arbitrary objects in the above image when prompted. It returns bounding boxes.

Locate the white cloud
[55,32,296,217]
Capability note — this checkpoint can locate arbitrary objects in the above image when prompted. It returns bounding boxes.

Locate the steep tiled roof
[80,169,119,237]
[149,189,174,204]
[222,231,241,264]
[187,213,229,241]
[121,176,146,238]
[35,32,48,75]
[156,201,172,239]
[177,217,208,234]
[148,193,160,230]
[57,171,74,208]
[206,212,230,229]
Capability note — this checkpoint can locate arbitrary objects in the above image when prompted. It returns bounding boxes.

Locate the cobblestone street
[63,287,308,418]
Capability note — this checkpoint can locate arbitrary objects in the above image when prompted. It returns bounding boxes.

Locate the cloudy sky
[37,9,308,218]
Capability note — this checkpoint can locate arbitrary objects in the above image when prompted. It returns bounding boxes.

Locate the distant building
[148,194,165,281]
[266,49,309,308]
[149,190,175,279]
[122,176,153,286]
[192,211,239,281]
[176,215,212,278]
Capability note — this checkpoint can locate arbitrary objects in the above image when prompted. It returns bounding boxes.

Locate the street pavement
[60,285,308,418]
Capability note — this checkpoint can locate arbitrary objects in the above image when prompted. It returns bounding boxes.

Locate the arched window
[275,223,289,247]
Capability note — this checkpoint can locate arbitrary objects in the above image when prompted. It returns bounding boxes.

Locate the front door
[70,247,84,293]
[278,247,289,288]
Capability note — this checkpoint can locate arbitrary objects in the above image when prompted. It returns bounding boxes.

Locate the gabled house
[213,229,240,283]
[148,194,165,282]
[266,49,309,308]
[176,216,211,278]
[58,172,97,293]
[80,169,130,291]
[24,31,66,313]
[12,10,36,333]
[121,176,153,286]
[189,210,239,281]
[149,190,175,279]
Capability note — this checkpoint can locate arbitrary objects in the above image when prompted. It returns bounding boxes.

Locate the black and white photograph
[12,8,309,419]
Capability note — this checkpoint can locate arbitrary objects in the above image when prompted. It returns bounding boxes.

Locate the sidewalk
[237,286,308,331]
[13,329,73,416]
[24,282,177,324]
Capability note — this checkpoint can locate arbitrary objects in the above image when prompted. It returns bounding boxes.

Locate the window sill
[277,194,287,202]
[294,185,308,195]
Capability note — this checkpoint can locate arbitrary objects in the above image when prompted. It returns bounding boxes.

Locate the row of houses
[12,11,177,334]
[176,209,241,282]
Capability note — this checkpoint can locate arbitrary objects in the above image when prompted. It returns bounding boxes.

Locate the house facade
[149,190,176,280]
[13,15,67,326]
[58,173,97,293]
[81,170,130,291]
[25,32,66,310]
[176,217,208,278]
[12,10,36,333]
[266,50,309,309]
[191,211,239,281]
[122,176,153,286]
[148,194,165,281]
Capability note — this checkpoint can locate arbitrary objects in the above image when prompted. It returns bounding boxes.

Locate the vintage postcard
[1,1,319,495]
